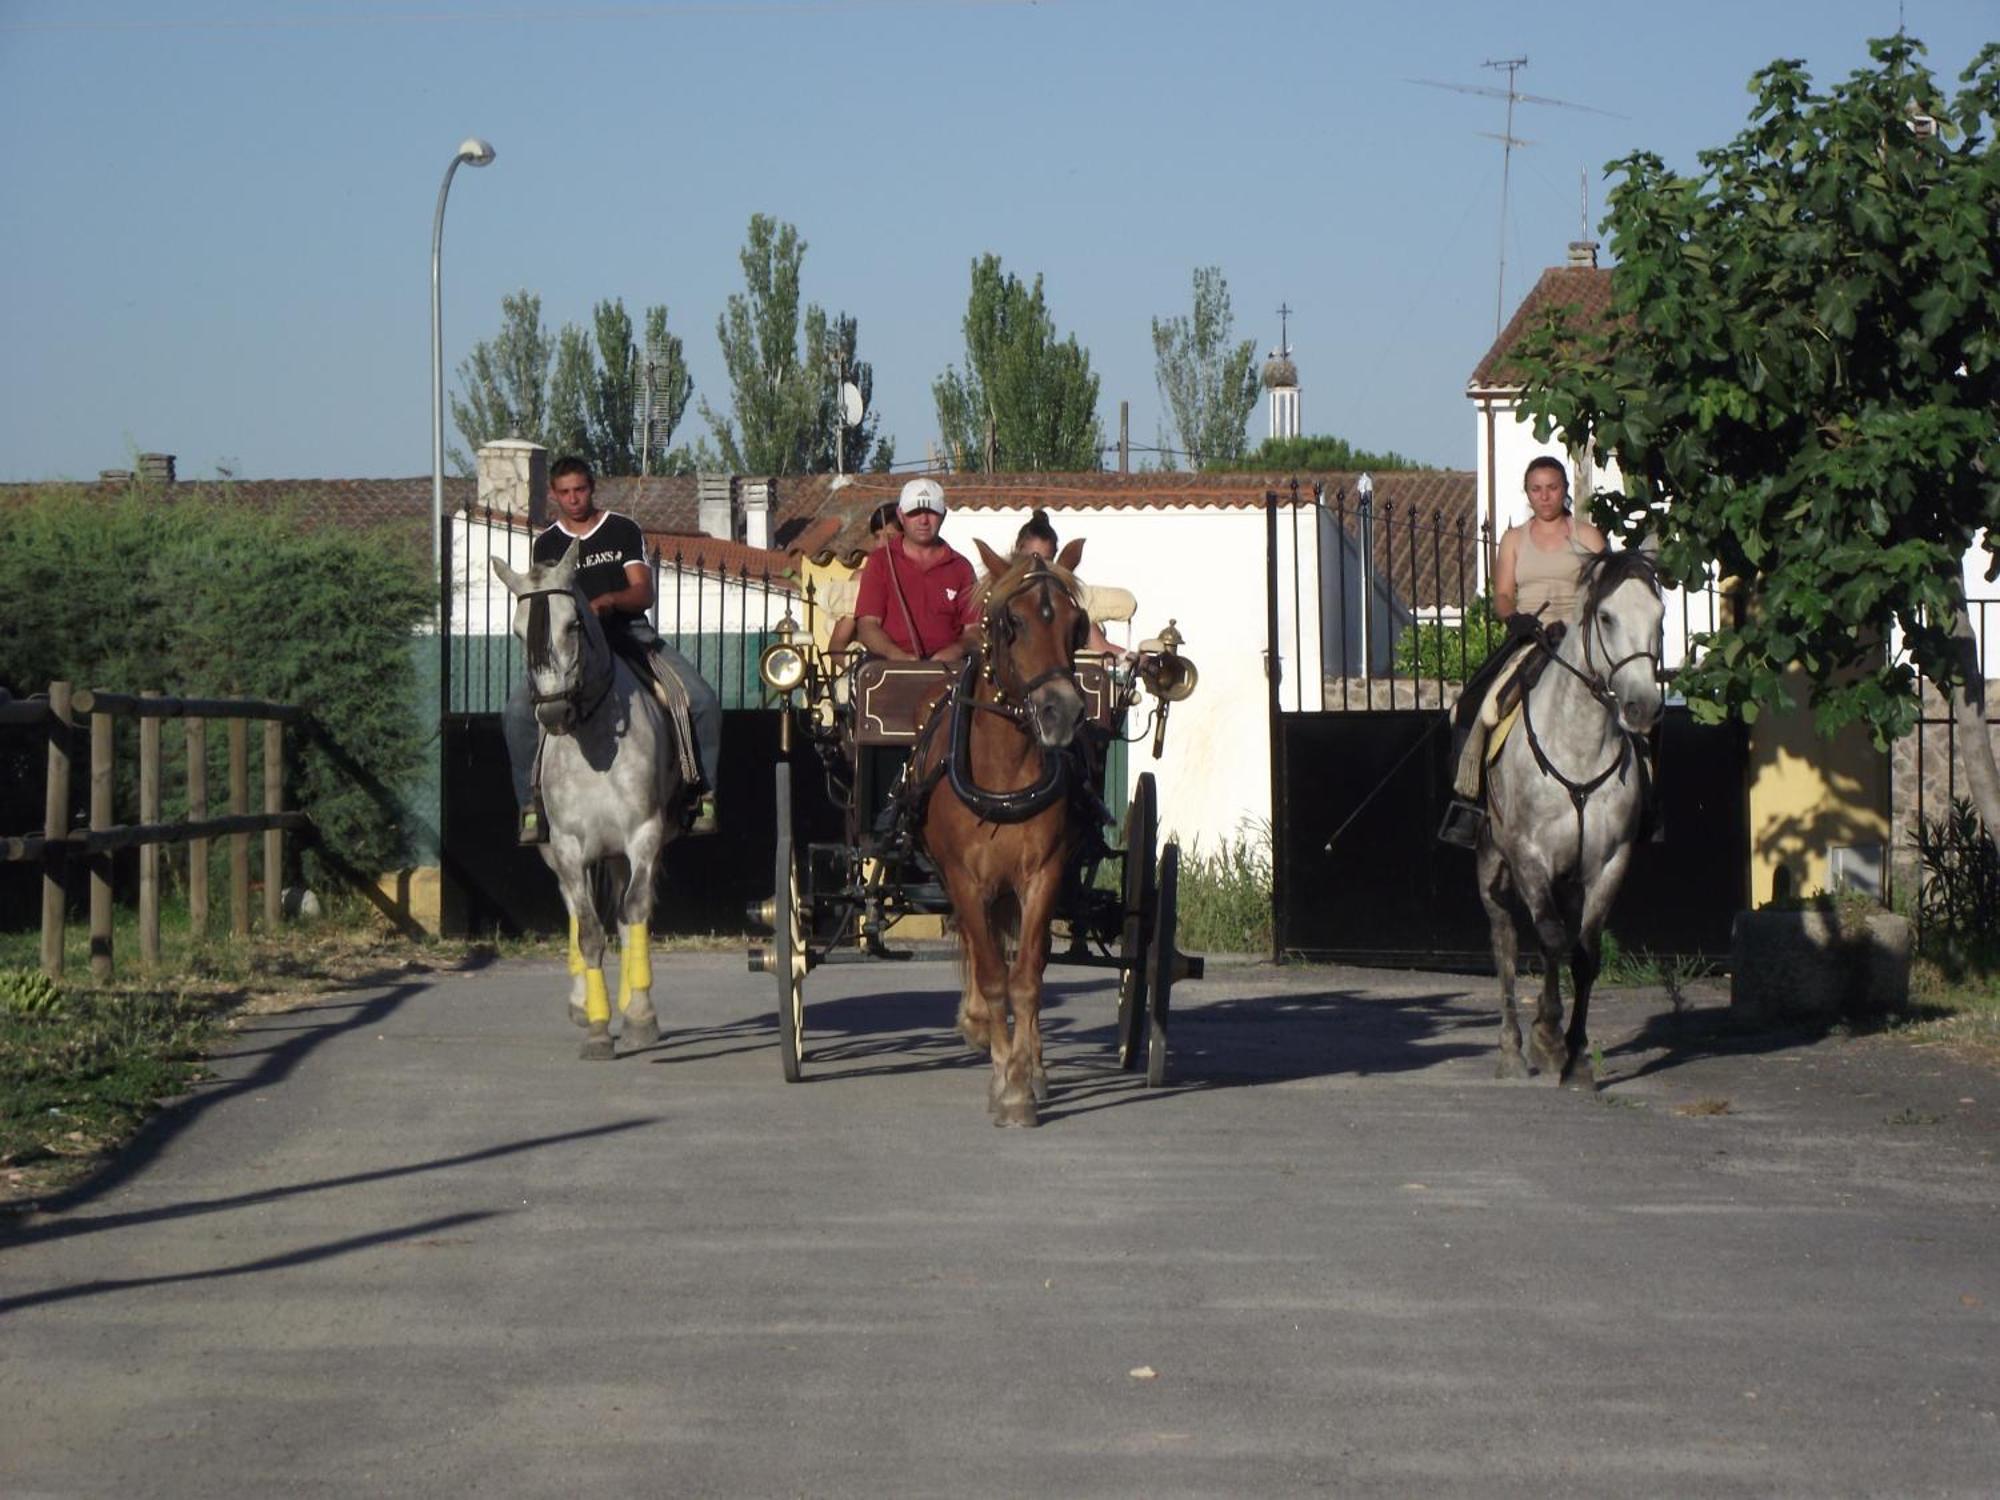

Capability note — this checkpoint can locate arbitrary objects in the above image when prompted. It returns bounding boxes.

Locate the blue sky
[1,0,1991,483]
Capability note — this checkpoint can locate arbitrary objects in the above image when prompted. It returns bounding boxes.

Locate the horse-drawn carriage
[745,559,1206,1100]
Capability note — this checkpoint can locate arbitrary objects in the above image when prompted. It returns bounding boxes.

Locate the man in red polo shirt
[852,477,980,661]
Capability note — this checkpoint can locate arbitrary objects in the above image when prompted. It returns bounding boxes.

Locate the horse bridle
[520,582,615,723]
[939,558,1088,824]
[1513,572,1662,856]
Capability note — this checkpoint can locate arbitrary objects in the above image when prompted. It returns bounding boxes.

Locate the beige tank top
[1510,519,1595,622]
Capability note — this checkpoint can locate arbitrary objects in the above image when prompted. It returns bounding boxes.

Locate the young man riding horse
[502,456,723,842]
[1438,456,1607,848]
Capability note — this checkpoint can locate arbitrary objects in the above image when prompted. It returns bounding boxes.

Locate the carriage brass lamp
[1140,620,1199,703]
[759,613,808,752]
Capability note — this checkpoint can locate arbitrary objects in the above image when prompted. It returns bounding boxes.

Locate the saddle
[613,639,702,787]
[1480,621,1566,729]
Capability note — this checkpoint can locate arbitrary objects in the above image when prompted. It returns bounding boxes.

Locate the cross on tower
[1276,302,1293,357]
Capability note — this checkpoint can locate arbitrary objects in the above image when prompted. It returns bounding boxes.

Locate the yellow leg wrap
[624,924,652,997]
[567,916,585,978]
[583,969,611,1026]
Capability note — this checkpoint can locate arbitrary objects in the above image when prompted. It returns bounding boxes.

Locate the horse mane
[1577,547,1660,613]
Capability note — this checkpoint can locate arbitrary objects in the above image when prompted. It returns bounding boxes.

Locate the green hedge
[0,485,430,881]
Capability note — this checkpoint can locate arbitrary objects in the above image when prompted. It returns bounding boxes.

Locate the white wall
[953,503,1321,853]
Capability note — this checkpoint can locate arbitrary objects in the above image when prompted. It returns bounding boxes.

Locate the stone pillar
[477,439,548,528]
[697,473,736,541]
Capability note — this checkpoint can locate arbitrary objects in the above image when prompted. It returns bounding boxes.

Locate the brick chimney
[696,473,736,541]
[1567,240,1600,269]
[136,452,176,485]
[741,478,774,551]
[477,439,548,528]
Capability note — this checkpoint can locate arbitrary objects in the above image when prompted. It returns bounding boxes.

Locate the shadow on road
[0,1119,657,1253]
[7,980,433,1220]
[0,1210,506,1318]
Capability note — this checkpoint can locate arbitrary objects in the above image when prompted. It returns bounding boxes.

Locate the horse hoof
[621,1012,660,1051]
[579,1026,615,1061]
[568,1001,589,1028]
[1030,1068,1049,1105]
[1495,1053,1530,1081]
[992,1099,1040,1129]
[1560,1055,1600,1091]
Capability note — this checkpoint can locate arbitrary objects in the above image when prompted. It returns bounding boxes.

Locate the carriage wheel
[1145,840,1181,1089]
[774,762,808,1083]
[1115,772,1158,1070]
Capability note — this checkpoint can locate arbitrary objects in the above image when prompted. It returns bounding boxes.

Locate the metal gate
[1262,483,1749,965]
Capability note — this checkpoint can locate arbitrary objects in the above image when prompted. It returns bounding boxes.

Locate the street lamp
[428,136,493,909]
[430,136,495,579]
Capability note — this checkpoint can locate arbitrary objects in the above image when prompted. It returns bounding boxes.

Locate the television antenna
[1408,58,1625,335]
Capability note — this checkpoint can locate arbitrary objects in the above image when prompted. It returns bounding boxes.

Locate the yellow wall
[1745,669,1890,906]
[377,866,441,936]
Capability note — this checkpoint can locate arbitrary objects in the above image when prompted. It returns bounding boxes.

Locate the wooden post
[187,717,208,941]
[139,691,161,969]
[40,681,73,979]
[1119,400,1130,473]
[229,717,250,939]
[263,718,283,930]
[90,707,114,982]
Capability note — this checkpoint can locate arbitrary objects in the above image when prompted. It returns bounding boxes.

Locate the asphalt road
[2,950,1996,1498]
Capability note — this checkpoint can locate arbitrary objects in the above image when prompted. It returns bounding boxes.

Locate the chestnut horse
[916,539,1091,1127]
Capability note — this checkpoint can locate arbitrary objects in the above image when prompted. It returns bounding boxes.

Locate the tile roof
[3,466,1479,606]
[1467,265,1614,391]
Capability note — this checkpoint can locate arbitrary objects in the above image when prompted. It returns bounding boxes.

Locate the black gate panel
[441,710,837,937]
[1275,707,1747,966]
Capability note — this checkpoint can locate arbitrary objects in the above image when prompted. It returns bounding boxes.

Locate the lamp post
[430,136,495,578]
[428,136,493,906]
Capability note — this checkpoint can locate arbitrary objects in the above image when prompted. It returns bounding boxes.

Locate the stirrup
[686,792,719,837]
[1436,799,1485,849]
[518,797,549,846]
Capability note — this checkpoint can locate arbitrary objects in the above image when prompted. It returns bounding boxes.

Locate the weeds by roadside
[1596,931,1717,1008]
[1173,822,1272,956]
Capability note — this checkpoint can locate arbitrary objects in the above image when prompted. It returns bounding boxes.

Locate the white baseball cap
[898,477,947,516]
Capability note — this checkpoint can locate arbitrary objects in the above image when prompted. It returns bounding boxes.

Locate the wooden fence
[1,682,308,981]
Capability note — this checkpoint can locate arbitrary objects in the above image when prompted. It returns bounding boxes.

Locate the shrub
[1174,820,1272,955]
[1394,592,1506,683]
[0,485,430,883]
[1914,796,2000,939]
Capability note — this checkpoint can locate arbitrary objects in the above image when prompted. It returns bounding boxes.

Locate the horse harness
[902,557,1092,828]
[1512,581,1661,861]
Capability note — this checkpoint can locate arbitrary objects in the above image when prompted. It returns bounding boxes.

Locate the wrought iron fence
[1268,480,1725,716]
[443,509,804,715]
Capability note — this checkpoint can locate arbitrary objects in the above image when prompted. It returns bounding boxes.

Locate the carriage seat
[851,656,1124,746]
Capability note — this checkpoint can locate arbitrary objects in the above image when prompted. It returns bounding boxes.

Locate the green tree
[934,254,1103,472]
[1206,434,1424,473]
[636,304,694,473]
[545,324,595,464]
[1516,36,2000,838]
[1153,266,1260,469]
[702,215,880,475]
[449,290,551,472]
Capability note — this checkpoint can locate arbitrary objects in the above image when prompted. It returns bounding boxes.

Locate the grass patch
[1173,822,1272,956]
[1673,1096,1733,1117]
[1597,931,1717,1008]
[0,898,516,1206]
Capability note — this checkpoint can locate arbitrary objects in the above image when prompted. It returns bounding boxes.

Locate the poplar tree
[1152,266,1259,469]
[934,254,1103,472]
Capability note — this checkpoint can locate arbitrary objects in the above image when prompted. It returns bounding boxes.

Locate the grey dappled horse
[491,544,684,1060]
[1475,548,1664,1086]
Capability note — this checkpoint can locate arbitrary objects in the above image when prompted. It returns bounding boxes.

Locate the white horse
[492,544,684,1060]
[1476,548,1664,1086]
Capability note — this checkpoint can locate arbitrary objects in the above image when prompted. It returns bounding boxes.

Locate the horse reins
[939,559,1087,825]
[1515,568,1661,861]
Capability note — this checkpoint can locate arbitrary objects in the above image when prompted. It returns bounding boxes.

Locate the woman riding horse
[1440,457,1607,847]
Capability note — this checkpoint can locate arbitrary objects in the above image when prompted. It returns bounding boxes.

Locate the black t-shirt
[535,511,649,645]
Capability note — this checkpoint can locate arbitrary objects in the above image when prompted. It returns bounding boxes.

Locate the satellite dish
[839,381,865,429]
